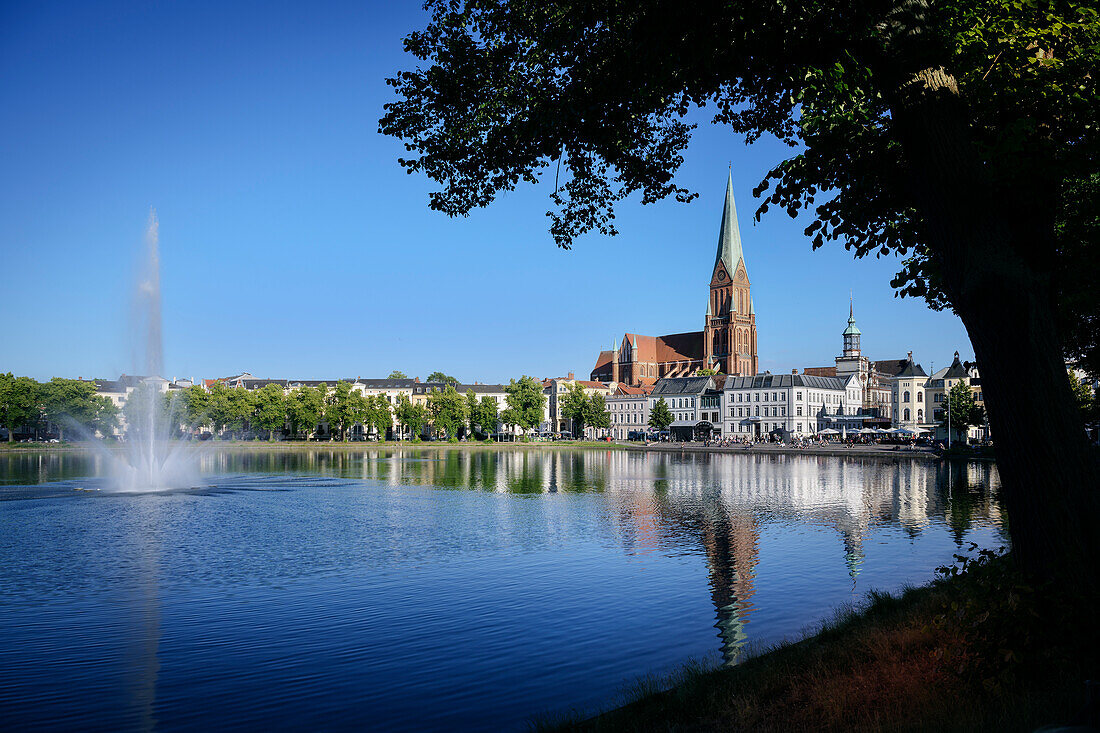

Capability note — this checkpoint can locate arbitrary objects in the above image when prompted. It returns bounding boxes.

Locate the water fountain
[100,210,201,491]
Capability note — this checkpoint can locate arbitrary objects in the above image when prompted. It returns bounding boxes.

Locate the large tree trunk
[886,61,1099,586]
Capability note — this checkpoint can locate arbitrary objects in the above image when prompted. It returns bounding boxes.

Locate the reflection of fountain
[95,212,200,491]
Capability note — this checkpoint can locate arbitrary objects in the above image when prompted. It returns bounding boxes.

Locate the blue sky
[0,0,973,384]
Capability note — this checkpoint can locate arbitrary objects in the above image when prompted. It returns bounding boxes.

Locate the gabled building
[591,172,758,386]
[649,375,724,440]
[890,353,932,430]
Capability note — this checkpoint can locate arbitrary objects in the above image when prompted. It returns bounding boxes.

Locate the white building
[649,376,723,440]
[542,375,613,435]
[890,353,933,431]
[606,385,652,440]
[722,372,862,438]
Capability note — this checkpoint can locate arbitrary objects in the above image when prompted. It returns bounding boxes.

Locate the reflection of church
[591,173,758,386]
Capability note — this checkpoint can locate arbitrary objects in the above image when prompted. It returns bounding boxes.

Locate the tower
[842,297,861,357]
[703,171,758,376]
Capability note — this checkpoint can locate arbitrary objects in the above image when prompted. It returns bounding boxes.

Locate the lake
[0,447,1003,732]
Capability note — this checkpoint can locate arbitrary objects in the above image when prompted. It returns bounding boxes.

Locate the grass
[547,551,1097,732]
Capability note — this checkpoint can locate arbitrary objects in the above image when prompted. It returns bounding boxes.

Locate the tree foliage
[0,373,41,441]
[427,384,468,438]
[472,395,500,439]
[395,393,428,439]
[364,394,393,440]
[289,385,324,441]
[503,376,546,434]
[328,381,369,441]
[253,383,288,440]
[388,370,409,379]
[560,383,589,436]
[426,371,458,385]
[40,378,110,440]
[1068,370,1095,423]
[942,380,977,441]
[648,398,673,432]
[585,393,610,433]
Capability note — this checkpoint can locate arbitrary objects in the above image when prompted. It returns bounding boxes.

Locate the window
[797,406,802,416]
[755,393,760,402]
[796,391,802,400]
[903,391,910,403]
[904,408,911,421]
[917,409,924,421]
[918,392,923,402]
[797,423,802,432]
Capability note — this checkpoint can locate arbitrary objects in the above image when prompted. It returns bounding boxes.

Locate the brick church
[591,172,759,386]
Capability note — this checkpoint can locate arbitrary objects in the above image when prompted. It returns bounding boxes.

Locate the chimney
[792,369,798,374]
[907,351,913,361]
[568,371,575,380]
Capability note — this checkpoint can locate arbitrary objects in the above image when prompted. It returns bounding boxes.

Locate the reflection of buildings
[220,446,1002,667]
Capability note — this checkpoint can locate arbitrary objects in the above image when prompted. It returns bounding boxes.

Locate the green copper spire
[714,169,746,278]
[843,297,861,336]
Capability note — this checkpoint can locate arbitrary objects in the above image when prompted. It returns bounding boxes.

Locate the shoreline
[0,440,993,462]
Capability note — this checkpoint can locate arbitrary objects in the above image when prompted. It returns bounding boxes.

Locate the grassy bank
[553,550,1097,732]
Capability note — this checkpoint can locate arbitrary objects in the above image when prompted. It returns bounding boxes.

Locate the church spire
[714,169,745,278]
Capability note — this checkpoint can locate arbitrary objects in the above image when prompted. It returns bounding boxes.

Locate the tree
[223,387,255,438]
[584,393,611,437]
[426,371,458,386]
[121,382,161,441]
[560,383,589,437]
[504,376,546,436]
[394,394,428,440]
[40,378,101,440]
[696,368,718,376]
[465,390,480,438]
[649,398,673,433]
[180,384,211,433]
[1068,370,1096,426]
[942,381,976,444]
[380,0,1100,581]
[388,370,409,379]
[0,373,40,442]
[253,383,287,441]
[288,385,324,441]
[90,395,120,438]
[364,394,393,440]
[328,381,368,441]
[427,384,468,439]
[473,395,499,440]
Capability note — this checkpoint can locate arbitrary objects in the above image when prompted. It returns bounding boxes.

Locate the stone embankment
[621,441,940,460]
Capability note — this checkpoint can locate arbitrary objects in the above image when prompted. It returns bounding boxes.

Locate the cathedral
[591,172,759,386]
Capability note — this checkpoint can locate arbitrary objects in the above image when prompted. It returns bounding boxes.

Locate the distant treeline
[0,374,550,443]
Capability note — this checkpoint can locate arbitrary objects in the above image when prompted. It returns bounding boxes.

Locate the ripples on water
[0,448,1003,732]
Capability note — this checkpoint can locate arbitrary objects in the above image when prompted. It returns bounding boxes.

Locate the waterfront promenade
[0,439,948,461]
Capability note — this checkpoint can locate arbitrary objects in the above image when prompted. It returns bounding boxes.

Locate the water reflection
[1,448,1001,671]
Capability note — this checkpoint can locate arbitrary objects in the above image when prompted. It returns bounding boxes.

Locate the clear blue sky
[0,0,973,384]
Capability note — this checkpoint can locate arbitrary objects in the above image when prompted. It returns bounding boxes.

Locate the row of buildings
[584,171,989,442]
